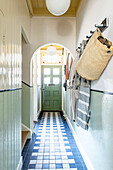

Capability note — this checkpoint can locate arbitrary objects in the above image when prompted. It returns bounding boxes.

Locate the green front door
[41,66,62,111]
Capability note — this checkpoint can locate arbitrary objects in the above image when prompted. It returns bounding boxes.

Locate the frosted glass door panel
[44,68,50,75]
[53,77,59,84]
[44,77,50,84]
[53,68,59,75]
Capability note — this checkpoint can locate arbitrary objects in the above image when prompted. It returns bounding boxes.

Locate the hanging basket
[76,29,113,80]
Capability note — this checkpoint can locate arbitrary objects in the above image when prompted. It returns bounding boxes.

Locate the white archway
[30,43,75,122]
[30,42,75,86]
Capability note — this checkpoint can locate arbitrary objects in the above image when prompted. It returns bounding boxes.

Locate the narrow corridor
[22,112,87,170]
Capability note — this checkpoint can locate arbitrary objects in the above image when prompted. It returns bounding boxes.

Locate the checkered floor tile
[22,112,87,170]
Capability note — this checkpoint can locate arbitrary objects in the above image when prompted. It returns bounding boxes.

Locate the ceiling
[26,0,82,17]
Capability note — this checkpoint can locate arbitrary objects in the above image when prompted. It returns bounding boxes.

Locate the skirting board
[65,116,94,170]
[16,156,23,170]
[62,109,67,117]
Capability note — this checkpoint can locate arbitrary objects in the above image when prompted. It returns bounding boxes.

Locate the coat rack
[76,18,109,51]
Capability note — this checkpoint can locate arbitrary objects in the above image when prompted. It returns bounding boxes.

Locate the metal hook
[90,31,94,34]
[86,35,92,39]
[95,18,109,32]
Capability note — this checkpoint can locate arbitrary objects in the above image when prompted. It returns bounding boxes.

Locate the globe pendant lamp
[47,46,57,56]
[46,0,71,16]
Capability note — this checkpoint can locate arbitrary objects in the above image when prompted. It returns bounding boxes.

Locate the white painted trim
[30,42,75,86]
[32,16,76,19]
[21,123,32,138]
[37,109,41,118]
[16,156,23,170]
[65,116,94,170]
[21,27,30,44]
[62,109,67,117]
[21,123,32,132]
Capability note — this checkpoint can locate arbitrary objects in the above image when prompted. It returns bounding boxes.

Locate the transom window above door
[41,54,62,64]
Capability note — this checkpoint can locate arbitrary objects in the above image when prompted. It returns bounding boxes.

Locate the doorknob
[41,88,45,91]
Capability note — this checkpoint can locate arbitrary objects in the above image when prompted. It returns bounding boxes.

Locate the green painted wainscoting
[0,89,21,170]
[64,90,113,170]
[22,82,33,130]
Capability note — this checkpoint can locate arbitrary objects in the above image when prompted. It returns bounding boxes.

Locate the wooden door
[41,66,62,111]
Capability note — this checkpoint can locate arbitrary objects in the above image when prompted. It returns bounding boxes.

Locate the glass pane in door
[53,68,59,75]
[44,68,50,75]
[44,77,50,84]
[53,77,59,84]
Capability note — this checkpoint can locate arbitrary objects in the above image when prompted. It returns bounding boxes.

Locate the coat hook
[90,31,94,34]
[86,35,92,39]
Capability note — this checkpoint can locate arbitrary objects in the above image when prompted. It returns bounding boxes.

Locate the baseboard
[16,156,23,170]
[62,109,67,117]
[65,116,94,170]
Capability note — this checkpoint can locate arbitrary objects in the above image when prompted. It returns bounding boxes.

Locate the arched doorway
[30,43,74,122]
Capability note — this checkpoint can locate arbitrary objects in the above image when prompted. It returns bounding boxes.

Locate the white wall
[72,1,113,170]
[23,17,76,85]
[76,0,113,92]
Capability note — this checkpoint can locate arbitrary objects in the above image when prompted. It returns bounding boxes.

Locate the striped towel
[72,89,79,121]
[76,84,91,130]
[76,40,91,130]
[69,51,80,121]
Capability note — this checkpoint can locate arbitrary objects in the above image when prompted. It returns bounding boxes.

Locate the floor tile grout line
[24,112,87,170]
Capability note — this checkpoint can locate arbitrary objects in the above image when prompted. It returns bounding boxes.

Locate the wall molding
[16,156,23,170]
[65,116,94,170]
[22,81,33,88]
[22,123,32,138]
[91,89,113,95]
[0,87,22,93]
[21,27,30,44]
[21,123,32,132]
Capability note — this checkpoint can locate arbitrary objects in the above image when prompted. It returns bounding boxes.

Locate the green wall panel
[22,83,32,129]
[17,90,21,167]
[3,92,8,170]
[0,93,3,170]
[7,92,12,170]
[11,91,14,170]
[0,90,21,170]
[64,90,113,170]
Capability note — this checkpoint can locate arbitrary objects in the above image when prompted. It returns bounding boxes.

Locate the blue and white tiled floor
[22,112,87,170]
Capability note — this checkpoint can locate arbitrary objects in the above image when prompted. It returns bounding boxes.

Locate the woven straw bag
[76,29,113,80]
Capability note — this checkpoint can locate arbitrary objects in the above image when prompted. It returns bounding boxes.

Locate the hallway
[1,0,113,169]
[22,112,87,170]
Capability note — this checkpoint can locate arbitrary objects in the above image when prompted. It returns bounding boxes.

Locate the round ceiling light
[46,0,71,16]
[47,46,57,56]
